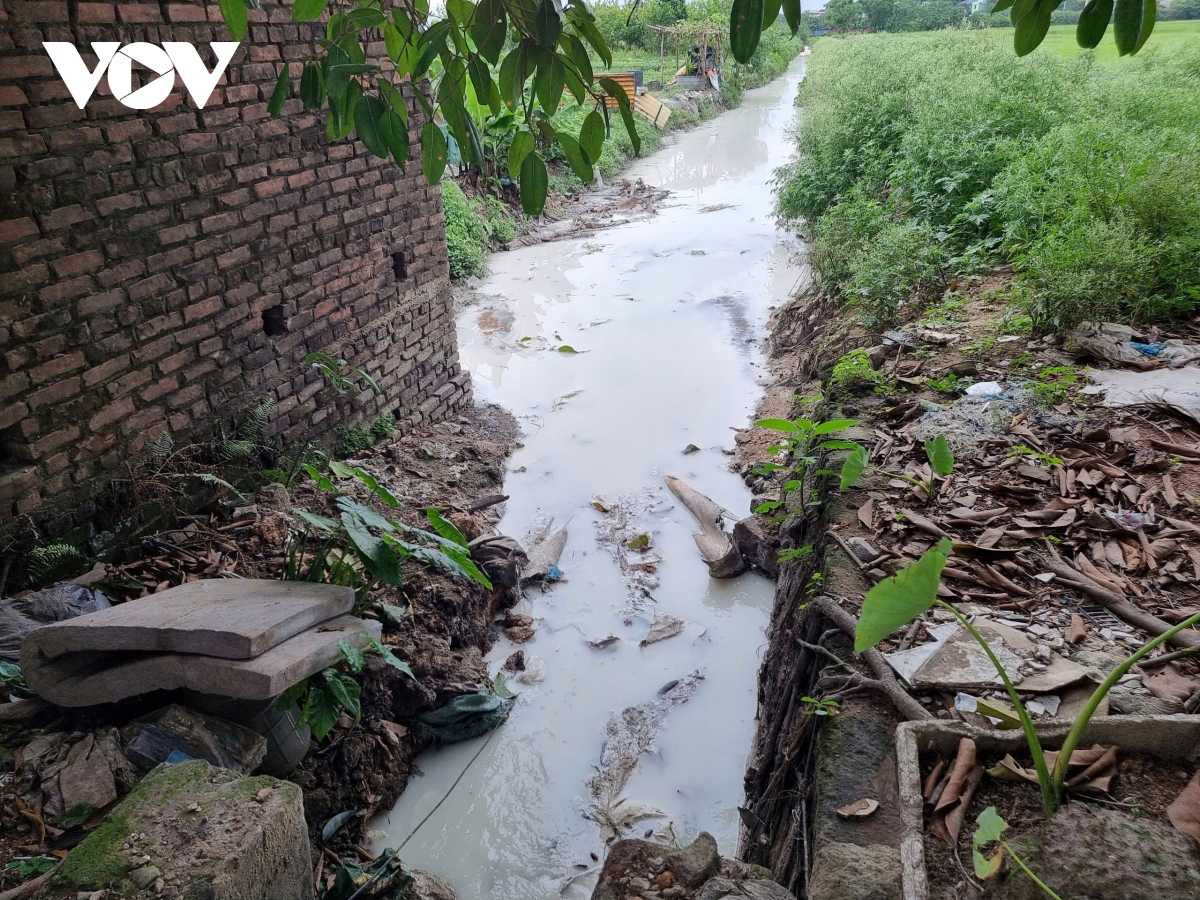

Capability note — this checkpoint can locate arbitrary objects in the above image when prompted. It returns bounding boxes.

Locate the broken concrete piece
[588,634,620,649]
[53,759,312,899]
[24,579,353,661]
[902,619,1092,693]
[665,476,746,578]
[23,614,380,707]
[58,733,118,811]
[640,614,686,647]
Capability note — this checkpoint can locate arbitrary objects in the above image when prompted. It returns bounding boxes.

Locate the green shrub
[442,181,488,280]
[831,348,888,392]
[333,425,374,458]
[370,414,396,440]
[776,31,1200,329]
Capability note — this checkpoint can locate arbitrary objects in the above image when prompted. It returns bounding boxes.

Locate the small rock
[254,788,272,803]
[664,832,720,888]
[683,444,700,454]
[129,866,162,889]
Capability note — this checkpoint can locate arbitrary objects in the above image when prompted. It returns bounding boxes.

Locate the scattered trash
[415,691,511,745]
[122,704,267,775]
[515,656,546,685]
[964,381,1008,399]
[588,634,620,649]
[1084,366,1200,427]
[470,534,529,593]
[640,614,686,648]
[0,584,110,663]
[1067,321,1200,369]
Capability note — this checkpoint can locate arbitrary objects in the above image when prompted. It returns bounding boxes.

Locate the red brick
[0,217,38,241]
[25,376,81,411]
[0,86,28,106]
[96,193,143,216]
[52,250,104,278]
[0,401,28,430]
[15,2,69,22]
[38,276,92,306]
[28,425,80,458]
[82,355,131,388]
[116,3,162,23]
[165,3,208,22]
[29,352,86,384]
[104,119,152,143]
[88,397,135,431]
[184,297,222,323]
[76,3,117,23]
[41,206,94,230]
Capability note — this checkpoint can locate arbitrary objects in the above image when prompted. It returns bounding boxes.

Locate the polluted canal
[370,57,809,899]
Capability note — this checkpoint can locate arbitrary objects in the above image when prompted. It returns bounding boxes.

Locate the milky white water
[370,56,808,899]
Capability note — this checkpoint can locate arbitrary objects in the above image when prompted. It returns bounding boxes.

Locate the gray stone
[664,832,721,888]
[698,878,795,900]
[399,869,456,900]
[54,759,312,899]
[991,803,1200,900]
[733,517,780,578]
[129,866,161,888]
[807,843,902,900]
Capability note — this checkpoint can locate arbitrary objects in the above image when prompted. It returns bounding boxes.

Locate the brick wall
[0,0,471,527]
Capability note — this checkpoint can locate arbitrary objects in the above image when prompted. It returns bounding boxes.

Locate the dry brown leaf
[932,738,977,843]
[858,498,875,529]
[1065,614,1087,645]
[1167,771,1200,846]
[1142,665,1199,701]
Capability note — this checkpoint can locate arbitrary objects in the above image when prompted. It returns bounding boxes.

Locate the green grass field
[1035,19,1200,60]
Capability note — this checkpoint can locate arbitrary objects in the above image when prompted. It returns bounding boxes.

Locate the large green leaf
[1014,0,1054,56]
[730,0,765,64]
[854,538,952,653]
[373,641,416,680]
[782,0,802,35]
[426,507,469,547]
[421,120,449,183]
[972,848,1004,880]
[925,434,954,477]
[534,0,563,47]
[557,133,594,182]
[353,467,401,508]
[300,61,324,109]
[813,418,857,435]
[973,806,1009,846]
[322,669,362,719]
[598,76,640,155]
[520,151,548,216]
[535,55,566,116]
[580,111,605,165]
[468,56,493,106]
[301,682,340,740]
[378,106,410,164]
[337,638,366,673]
[498,47,523,111]
[354,95,389,159]
[218,0,248,41]
[839,444,869,490]
[756,418,799,432]
[342,510,404,585]
[1112,0,1158,54]
[508,130,535,178]
[267,64,290,117]
[1076,0,1114,48]
[763,0,784,29]
[293,0,330,23]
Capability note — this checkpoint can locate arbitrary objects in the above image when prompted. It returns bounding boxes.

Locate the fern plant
[26,543,87,587]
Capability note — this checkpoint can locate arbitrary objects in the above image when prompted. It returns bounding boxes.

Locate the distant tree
[1160,0,1200,19]
[861,0,896,29]
[824,0,866,30]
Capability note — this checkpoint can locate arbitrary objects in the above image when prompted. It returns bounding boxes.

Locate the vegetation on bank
[775,30,1200,330]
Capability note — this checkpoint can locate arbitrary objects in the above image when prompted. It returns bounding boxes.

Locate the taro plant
[839,434,955,500]
[285,460,491,610]
[973,806,1062,899]
[306,352,381,396]
[854,538,1200,815]
[276,637,415,740]
[753,417,860,515]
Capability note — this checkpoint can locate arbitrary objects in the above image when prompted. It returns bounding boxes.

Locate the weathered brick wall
[0,0,470,527]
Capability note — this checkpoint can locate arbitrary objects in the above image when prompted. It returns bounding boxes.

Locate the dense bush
[442,181,519,279]
[776,31,1200,329]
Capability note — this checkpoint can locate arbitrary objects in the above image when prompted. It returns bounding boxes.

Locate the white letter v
[163,42,241,109]
[43,42,121,109]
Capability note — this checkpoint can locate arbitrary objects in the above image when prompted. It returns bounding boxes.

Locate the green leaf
[353,467,401,508]
[535,55,566,116]
[275,679,308,711]
[268,64,290,117]
[346,7,385,30]
[558,344,578,354]
[756,418,799,432]
[295,508,338,532]
[218,0,248,41]
[371,640,417,680]
[293,0,329,23]
[1133,0,1156,52]
[378,106,410,164]
[425,507,469,547]
[302,463,336,492]
[498,48,523,111]
[1076,0,1114,48]
[472,0,508,64]
[300,62,324,109]
[570,10,612,69]
[992,0,1016,10]
[338,497,395,533]
[342,510,404,585]
[338,638,366,673]
[972,848,1004,880]
[446,0,474,25]
[1014,0,1054,55]
[763,0,783,28]
[300,683,341,740]
[925,434,955,478]
[468,56,493,107]
[782,0,802,34]
[493,671,517,699]
[730,0,765,64]
[557,133,594,182]
[53,802,95,830]
[534,0,563,47]
[421,121,449,183]
[839,445,870,490]
[560,33,594,84]
[812,418,857,435]
[817,439,860,451]
[355,95,389,159]
[598,76,639,155]
[854,538,952,653]
[379,601,409,623]
[413,19,452,78]
[323,669,362,719]
[520,151,548,216]
[973,806,1009,846]
[329,460,355,479]
[508,130,535,178]
[580,110,605,164]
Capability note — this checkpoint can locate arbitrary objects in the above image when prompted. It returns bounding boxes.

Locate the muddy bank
[738,282,1200,898]
[0,402,523,894]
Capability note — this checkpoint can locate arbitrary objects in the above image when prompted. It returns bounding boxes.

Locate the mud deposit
[369,58,809,899]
